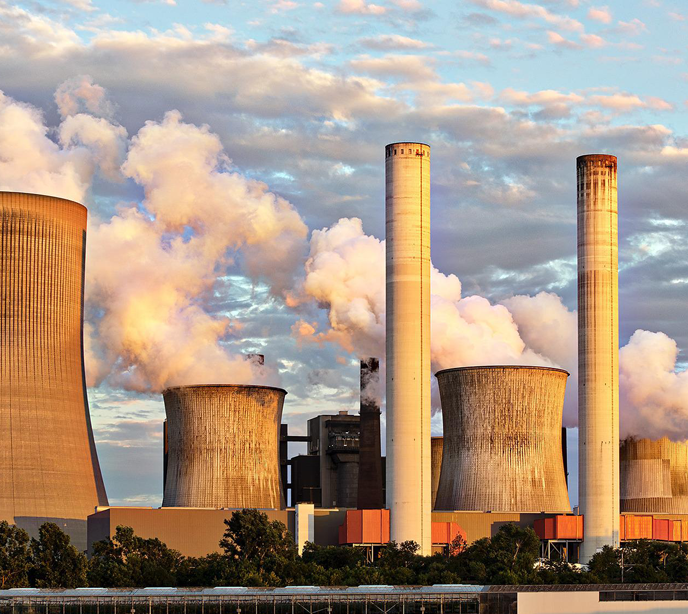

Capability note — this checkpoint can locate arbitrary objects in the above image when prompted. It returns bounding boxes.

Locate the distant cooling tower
[431,437,443,510]
[162,385,286,509]
[621,437,688,514]
[435,366,571,513]
[0,192,108,550]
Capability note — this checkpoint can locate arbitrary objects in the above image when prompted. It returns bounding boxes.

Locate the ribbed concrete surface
[621,437,688,514]
[162,384,286,509]
[431,436,443,510]
[435,366,570,513]
[577,154,620,561]
[385,142,432,554]
[0,192,108,550]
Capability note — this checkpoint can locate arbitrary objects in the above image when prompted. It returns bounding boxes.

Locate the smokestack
[358,358,383,509]
[385,142,431,554]
[577,154,620,562]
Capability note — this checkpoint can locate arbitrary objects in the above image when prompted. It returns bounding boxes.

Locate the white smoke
[620,330,688,440]
[55,75,115,120]
[0,90,125,201]
[85,110,308,392]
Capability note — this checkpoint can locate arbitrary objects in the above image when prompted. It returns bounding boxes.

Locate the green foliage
[88,525,183,587]
[0,521,31,588]
[29,523,88,588]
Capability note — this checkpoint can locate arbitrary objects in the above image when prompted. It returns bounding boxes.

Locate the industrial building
[162,384,286,509]
[434,366,571,514]
[0,191,108,551]
[577,154,620,561]
[385,142,432,555]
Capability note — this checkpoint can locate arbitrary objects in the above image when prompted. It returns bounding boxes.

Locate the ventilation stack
[0,192,108,550]
[357,358,383,509]
[577,154,620,562]
[162,384,286,509]
[385,142,431,554]
[435,366,570,513]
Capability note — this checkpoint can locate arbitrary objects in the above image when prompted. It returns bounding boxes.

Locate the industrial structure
[162,384,286,509]
[434,366,571,514]
[621,437,688,514]
[0,191,108,551]
[431,437,443,510]
[357,358,384,510]
[577,154,620,561]
[385,142,432,555]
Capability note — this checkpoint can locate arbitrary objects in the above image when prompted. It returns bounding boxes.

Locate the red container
[653,518,671,541]
[534,516,583,540]
[432,522,466,545]
[671,520,682,542]
[339,509,390,545]
[625,515,653,540]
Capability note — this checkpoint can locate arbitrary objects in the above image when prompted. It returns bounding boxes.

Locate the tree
[88,526,183,587]
[30,523,88,588]
[0,521,31,588]
[220,509,297,563]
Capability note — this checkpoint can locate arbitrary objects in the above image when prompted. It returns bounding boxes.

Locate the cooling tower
[385,142,431,554]
[0,191,108,550]
[435,366,570,513]
[162,384,286,509]
[431,437,443,510]
[620,437,688,514]
[577,154,620,561]
[358,358,383,510]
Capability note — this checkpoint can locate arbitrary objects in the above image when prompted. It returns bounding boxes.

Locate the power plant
[434,366,571,514]
[4,147,678,566]
[0,191,108,551]
[162,384,286,509]
[577,154,620,561]
[385,142,432,555]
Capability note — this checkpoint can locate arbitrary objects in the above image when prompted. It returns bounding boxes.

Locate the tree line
[2,510,688,588]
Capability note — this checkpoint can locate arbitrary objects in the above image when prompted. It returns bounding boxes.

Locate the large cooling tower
[0,192,108,550]
[621,437,688,514]
[162,384,286,509]
[385,142,431,554]
[435,366,570,513]
[577,154,619,561]
[431,437,443,510]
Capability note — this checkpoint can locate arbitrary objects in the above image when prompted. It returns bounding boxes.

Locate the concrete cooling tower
[435,366,570,513]
[621,437,688,514]
[162,385,286,509]
[431,437,443,510]
[0,192,108,550]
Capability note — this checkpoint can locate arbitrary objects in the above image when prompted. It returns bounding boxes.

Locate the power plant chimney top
[0,190,86,210]
[435,365,570,378]
[577,154,617,166]
[385,141,431,148]
[163,384,287,395]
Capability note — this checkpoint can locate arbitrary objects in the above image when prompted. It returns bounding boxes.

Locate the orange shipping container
[653,518,671,541]
[555,515,584,540]
[619,515,625,541]
[672,520,682,542]
[339,509,390,545]
[625,515,653,540]
[432,522,466,545]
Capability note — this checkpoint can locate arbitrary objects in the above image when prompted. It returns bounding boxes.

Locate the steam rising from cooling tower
[435,366,570,513]
[577,154,620,562]
[385,142,431,554]
[162,384,286,509]
[0,192,108,550]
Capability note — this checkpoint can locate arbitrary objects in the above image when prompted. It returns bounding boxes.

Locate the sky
[0,0,687,509]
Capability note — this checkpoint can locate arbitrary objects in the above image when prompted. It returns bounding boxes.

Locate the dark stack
[357,358,384,509]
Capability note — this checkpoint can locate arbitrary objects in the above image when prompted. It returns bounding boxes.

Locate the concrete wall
[577,154,620,561]
[162,385,285,509]
[385,142,432,555]
[435,366,570,514]
[0,191,108,551]
[431,437,443,510]
[519,592,688,614]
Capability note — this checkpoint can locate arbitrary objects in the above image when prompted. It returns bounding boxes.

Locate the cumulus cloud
[337,0,386,15]
[470,0,584,32]
[86,110,308,392]
[55,75,115,119]
[359,34,430,50]
[587,6,612,24]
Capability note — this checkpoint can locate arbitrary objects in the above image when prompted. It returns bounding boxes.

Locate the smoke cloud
[85,110,308,392]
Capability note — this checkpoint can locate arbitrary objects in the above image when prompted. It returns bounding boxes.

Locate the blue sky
[1,0,687,509]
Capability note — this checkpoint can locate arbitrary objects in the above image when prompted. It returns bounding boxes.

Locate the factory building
[0,191,108,551]
[621,437,688,514]
[577,154,620,561]
[385,142,432,555]
[435,366,570,514]
[162,384,286,509]
[357,358,384,510]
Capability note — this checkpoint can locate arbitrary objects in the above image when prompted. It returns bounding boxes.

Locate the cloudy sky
[1,0,687,508]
